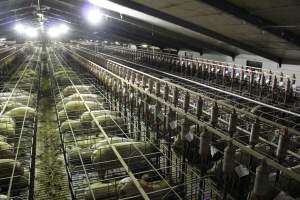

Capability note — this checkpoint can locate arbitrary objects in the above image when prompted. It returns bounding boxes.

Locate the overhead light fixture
[14,23,25,33]
[86,7,102,25]
[141,44,148,48]
[59,24,69,34]
[25,27,38,38]
[14,23,39,38]
[47,24,69,38]
[47,27,59,38]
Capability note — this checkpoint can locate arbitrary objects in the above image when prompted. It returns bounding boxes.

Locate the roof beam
[41,1,223,54]
[0,0,31,13]
[104,19,213,52]
[0,13,34,27]
[44,12,145,44]
[200,0,300,47]
[107,0,282,63]
[114,15,236,56]
[42,0,236,56]
[103,22,175,48]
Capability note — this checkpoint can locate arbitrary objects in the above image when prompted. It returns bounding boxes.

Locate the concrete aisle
[34,63,71,199]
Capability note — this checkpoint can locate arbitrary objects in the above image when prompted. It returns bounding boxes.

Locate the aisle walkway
[34,63,71,199]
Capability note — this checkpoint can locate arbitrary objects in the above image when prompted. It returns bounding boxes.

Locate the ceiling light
[86,7,102,25]
[14,23,25,33]
[59,24,69,34]
[25,27,38,38]
[47,24,69,38]
[47,27,59,38]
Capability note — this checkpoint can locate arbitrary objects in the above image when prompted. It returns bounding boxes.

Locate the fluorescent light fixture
[47,24,69,38]
[47,27,59,38]
[115,41,120,45]
[86,7,102,25]
[0,38,6,41]
[25,27,38,38]
[14,23,25,33]
[41,23,45,31]
[59,24,69,34]
[14,23,38,38]
[141,44,148,48]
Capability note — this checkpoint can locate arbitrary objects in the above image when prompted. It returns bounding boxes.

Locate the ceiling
[0,0,300,65]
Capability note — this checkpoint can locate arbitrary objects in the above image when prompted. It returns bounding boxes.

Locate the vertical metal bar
[28,61,41,200]
[284,78,291,104]
[154,103,161,168]
[144,96,150,139]
[184,91,190,113]
[211,102,219,127]
[228,109,237,137]
[272,75,277,101]
[129,87,135,138]
[137,92,142,141]
[181,117,189,199]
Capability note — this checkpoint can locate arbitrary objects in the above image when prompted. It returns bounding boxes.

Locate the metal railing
[65,47,300,185]
[50,47,203,200]
[0,47,40,199]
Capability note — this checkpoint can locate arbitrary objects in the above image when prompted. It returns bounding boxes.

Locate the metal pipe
[65,46,300,183]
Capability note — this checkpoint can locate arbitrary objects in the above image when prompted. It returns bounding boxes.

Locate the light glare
[14,23,38,38]
[59,24,69,33]
[47,27,59,38]
[25,27,38,38]
[86,8,102,25]
[14,24,25,33]
[47,24,69,38]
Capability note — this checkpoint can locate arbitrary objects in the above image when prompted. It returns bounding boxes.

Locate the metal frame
[48,46,205,200]
[0,46,40,199]
[65,47,300,184]
[73,44,299,125]
[71,45,300,132]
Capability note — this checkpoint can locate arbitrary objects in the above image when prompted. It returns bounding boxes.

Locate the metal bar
[65,48,300,183]
[48,49,96,200]
[7,47,41,199]
[51,49,151,200]
[97,45,298,80]
[58,48,199,199]
[83,45,300,128]
[71,46,300,135]
[28,59,42,200]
